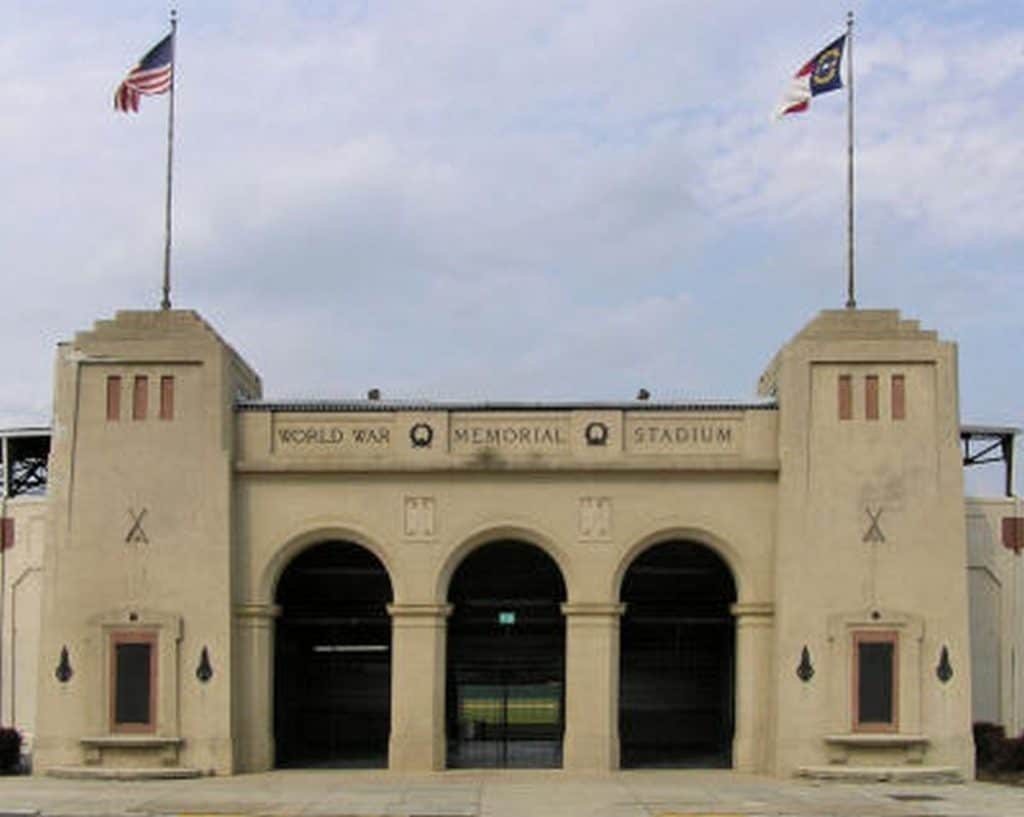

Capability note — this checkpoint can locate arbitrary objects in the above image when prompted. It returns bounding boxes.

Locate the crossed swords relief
[862,506,886,544]
[121,504,886,546]
[125,508,149,544]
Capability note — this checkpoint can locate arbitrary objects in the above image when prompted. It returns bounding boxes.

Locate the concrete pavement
[1,769,1023,817]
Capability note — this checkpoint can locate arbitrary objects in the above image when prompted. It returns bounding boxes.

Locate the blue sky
[1,1,1021,487]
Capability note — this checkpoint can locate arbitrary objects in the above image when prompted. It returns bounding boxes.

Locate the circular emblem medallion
[410,422,434,448]
[812,47,841,87]
[585,421,609,447]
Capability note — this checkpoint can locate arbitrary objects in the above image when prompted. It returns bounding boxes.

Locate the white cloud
[0,1,1021,446]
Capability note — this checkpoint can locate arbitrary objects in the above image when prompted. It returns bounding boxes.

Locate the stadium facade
[1,306,1019,779]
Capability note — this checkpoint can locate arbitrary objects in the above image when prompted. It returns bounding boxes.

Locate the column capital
[387,603,453,620]
[731,601,774,621]
[234,602,282,621]
[561,602,626,618]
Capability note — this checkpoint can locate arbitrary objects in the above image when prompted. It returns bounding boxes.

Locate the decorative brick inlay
[838,375,852,420]
[1002,517,1024,554]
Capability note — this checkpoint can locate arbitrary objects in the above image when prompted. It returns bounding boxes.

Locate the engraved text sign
[275,422,393,454]
[625,416,740,455]
[450,416,571,455]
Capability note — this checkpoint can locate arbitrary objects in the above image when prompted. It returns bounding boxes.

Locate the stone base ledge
[80,735,184,748]
[79,736,184,768]
[825,733,929,747]
[825,733,929,764]
[47,765,203,780]
[797,765,963,783]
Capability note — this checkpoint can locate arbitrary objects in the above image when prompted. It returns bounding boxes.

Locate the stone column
[731,601,774,772]
[561,602,625,771]
[232,603,280,772]
[387,603,451,771]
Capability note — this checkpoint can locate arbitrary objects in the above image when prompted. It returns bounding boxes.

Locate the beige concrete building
[966,491,1023,735]
[0,428,48,758]
[0,307,992,778]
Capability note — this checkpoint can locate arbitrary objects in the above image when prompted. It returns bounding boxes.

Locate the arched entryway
[446,540,566,768]
[619,540,737,768]
[274,541,392,767]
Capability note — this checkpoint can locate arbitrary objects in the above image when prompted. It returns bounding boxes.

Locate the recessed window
[838,375,852,420]
[892,375,906,420]
[865,375,879,421]
[110,632,157,732]
[132,376,148,421]
[853,631,897,731]
[159,376,174,421]
[106,376,122,421]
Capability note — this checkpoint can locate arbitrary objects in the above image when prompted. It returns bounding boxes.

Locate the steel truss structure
[0,427,50,499]
[961,425,1018,497]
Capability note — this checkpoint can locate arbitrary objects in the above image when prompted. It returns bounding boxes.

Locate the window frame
[109,630,158,733]
[852,630,899,733]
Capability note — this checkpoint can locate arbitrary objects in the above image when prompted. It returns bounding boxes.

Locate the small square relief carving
[403,496,436,540]
[579,497,612,541]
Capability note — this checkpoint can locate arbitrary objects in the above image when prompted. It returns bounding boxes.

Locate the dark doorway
[619,541,736,768]
[446,540,566,768]
[274,541,392,768]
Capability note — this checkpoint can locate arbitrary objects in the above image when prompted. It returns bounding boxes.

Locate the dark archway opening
[446,540,566,768]
[619,540,736,768]
[274,541,392,768]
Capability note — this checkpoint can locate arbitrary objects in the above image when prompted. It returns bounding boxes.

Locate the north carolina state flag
[775,34,847,118]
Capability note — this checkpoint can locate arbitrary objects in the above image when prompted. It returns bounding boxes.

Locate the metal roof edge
[961,424,1020,437]
[0,426,53,438]
[235,399,780,413]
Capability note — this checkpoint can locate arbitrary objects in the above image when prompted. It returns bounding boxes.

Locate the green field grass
[458,685,561,725]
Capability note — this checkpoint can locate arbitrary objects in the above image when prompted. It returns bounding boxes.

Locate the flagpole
[845,10,856,309]
[161,9,177,311]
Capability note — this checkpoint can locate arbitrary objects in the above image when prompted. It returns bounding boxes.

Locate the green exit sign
[498,611,516,626]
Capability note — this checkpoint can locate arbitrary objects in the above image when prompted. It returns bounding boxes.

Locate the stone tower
[761,309,972,776]
[35,310,260,774]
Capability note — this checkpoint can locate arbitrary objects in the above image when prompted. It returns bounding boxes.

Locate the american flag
[114,31,174,113]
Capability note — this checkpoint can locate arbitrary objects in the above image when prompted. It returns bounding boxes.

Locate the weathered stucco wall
[0,496,47,751]
[22,307,978,779]
[966,496,1024,735]
[766,310,973,776]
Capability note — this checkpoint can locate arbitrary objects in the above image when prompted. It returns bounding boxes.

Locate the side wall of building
[0,496,47,753]
[966,496,1024,736]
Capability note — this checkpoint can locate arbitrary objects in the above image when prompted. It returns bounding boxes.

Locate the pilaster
[387,603,451,771]
[561,602,625,771]
[232,603,280,772]
[732,601,774,772]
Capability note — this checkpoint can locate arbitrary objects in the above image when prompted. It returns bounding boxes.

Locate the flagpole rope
[161,8,177,311]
